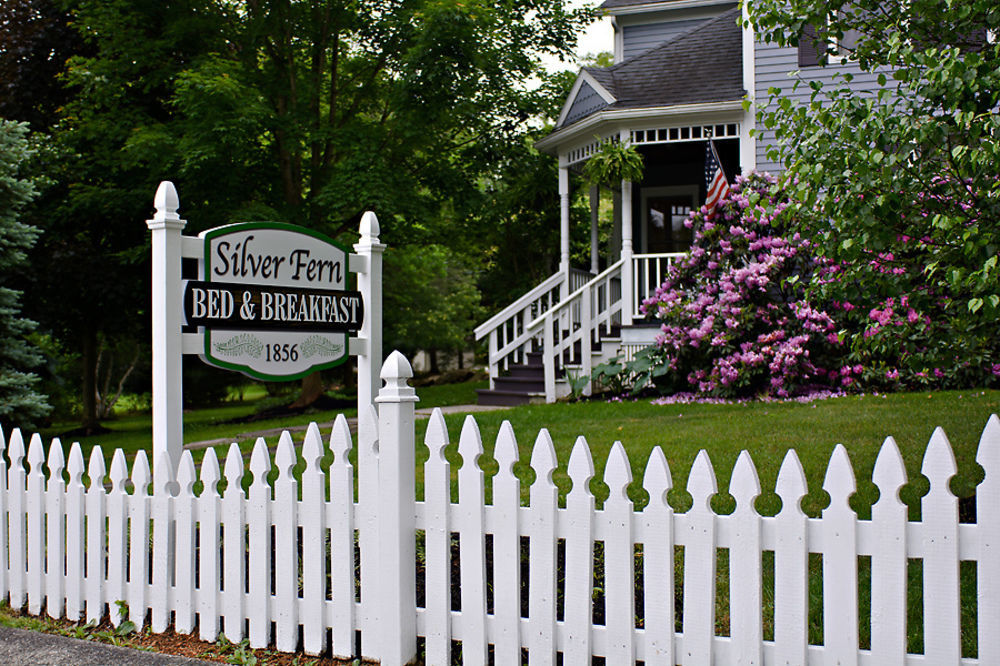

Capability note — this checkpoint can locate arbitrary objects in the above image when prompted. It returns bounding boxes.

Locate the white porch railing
[475,253,685,401]
[632,252,686,318]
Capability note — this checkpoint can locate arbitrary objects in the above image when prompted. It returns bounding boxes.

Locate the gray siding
[623,19,708,60]
[564,81,609,126]
[754,40,888,173]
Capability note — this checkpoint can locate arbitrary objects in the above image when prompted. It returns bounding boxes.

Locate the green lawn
[36,383,998,519]
[416,389,999,518]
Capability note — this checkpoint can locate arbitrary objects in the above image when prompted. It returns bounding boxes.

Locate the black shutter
[798,23,822,67]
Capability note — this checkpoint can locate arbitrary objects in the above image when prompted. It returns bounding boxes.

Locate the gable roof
[555,7,744,129]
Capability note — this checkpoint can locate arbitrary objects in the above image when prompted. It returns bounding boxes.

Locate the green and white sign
[147,181,383,473]
[187,222,362,381]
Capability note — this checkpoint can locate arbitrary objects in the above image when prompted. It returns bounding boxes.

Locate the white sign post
[147,181,382,475]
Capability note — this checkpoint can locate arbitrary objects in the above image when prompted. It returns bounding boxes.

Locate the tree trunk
[80,328,99,431]
[291,371,325,409]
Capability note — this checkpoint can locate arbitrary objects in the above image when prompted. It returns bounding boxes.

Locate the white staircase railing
[473,271,565,389]
[526,260,624,401]
[474,253,686,402]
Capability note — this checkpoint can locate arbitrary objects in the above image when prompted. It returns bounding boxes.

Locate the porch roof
[549,7,744,137]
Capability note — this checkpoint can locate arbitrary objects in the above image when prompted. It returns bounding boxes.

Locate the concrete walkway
[0,625,215,665]
[184,403,510,450]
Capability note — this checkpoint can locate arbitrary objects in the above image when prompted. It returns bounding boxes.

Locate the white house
[474,0,886,404]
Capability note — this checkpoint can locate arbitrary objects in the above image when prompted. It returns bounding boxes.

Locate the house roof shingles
[560,7,744,128]
[599,0,675,9]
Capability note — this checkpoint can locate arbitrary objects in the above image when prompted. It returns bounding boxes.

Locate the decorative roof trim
[537,100,745,153]
[555,70,618,128]
[605,0,736,18]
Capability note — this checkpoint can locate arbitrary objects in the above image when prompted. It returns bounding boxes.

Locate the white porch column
[740,1,757,173]
[559,162,571,298]
[620,177,634,326]
[589,185,600,274]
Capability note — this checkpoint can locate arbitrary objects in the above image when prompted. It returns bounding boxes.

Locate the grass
[415,389,999,518]
[33,384,999,517]
[38,380,489,460]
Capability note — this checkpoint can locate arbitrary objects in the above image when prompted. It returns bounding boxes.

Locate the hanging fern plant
[582,137,644,190]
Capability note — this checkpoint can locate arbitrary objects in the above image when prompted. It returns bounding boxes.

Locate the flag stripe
[704,140,731,213]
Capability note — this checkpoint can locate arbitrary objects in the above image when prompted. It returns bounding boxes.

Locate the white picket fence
[1,354,999,665]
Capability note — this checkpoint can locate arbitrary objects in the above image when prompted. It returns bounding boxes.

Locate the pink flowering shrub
[813,175,1000,391]
[639,172,845,398]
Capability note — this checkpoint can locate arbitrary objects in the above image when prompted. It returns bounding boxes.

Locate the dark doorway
[646,194,695,254]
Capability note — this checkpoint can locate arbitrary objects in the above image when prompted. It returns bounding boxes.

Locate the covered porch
[473,113,748,404]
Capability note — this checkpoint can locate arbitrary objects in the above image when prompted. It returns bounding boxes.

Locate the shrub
[639,172,846,398]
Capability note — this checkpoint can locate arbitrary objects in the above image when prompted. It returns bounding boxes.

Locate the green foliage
[746,0,1000,387]
[383,244,483,361]
[1,0,596,420]
[581,138,645,190]
[0,120,50,428]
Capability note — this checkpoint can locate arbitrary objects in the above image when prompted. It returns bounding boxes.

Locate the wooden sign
[190,222,359,381]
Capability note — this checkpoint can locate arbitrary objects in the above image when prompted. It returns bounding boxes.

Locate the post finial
[153,181,181,222]
[375,350,419,403]
[359,211,380,239]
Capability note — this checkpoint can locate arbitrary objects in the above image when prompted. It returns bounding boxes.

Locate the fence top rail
[525,259,624,332]
[473,270,565,341]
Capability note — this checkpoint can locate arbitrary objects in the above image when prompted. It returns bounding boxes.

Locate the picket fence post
[354,212,384,655]
[374,351,419,666]
[146,181,186,476]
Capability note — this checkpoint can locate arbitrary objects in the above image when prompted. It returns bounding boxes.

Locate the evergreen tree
[0,120,50,428]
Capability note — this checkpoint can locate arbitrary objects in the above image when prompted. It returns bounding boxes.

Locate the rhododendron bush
[746,0,1000,389]
[811,175,1000,390]
[638,172,845,398]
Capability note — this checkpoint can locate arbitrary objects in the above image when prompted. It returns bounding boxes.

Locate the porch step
[475,388,547,407]
[476,351,550,406]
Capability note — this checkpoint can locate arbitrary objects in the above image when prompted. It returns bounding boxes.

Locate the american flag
[704,140,731,213]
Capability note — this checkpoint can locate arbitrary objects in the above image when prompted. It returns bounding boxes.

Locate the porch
[473,253,683,404]
[474,121,744,404]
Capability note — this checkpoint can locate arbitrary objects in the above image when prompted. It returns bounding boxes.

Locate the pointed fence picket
[870,437,907,665]
[2,392,999,665]
[563,437,595,664]
[328,414,356,658]
[65,443,85,622]
[247,439,271,649]
[490,420,522,665]
[641,447,673,666]
[977,415,1000,665]
[84,446,106,624]
[527,429,559,665]
[457,417,489,664]
[683,449,718,665]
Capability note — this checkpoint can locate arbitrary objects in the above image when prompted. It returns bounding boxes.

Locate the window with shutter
[797,22,822,67]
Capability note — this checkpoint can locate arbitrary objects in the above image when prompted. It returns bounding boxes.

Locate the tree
[382,244,483,372]
[0,0,87,129]
[746,0,1000,387]
[0,120,51,428]
[68,0,593,406]
[8,0,228,432]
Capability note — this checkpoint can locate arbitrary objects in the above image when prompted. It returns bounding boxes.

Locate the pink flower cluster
[640,172,843,399]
